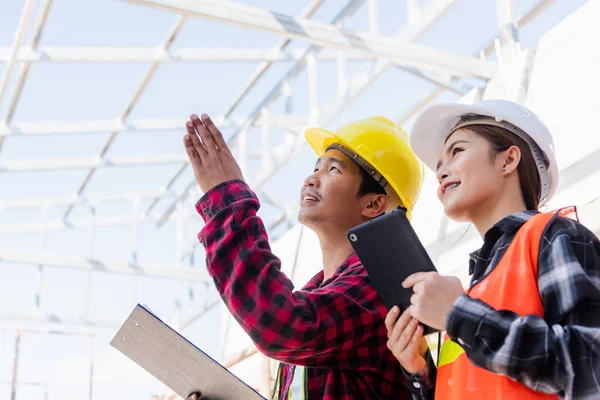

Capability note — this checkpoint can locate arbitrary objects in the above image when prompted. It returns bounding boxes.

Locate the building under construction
[0,0,599,399]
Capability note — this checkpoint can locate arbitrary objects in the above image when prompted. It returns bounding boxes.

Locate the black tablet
[347,208,439,335]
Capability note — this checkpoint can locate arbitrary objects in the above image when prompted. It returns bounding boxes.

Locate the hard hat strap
[449,115,550,204]
[326,143,388,190]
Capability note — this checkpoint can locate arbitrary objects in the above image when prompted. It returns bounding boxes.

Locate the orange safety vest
[436,208,577,400]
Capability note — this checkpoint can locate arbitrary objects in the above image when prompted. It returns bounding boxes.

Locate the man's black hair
[356,164,386,197]
[323,144,386,198]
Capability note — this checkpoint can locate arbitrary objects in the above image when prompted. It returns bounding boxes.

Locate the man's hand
[184,114,244,193]
[385,306,429,374]
[402,272,464,331]
[187,391,203,400]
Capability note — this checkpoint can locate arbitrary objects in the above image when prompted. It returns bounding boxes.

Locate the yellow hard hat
[304,116,424,220]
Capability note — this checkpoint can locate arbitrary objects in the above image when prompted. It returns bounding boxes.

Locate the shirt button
[413,382,421,389]
[458,338,465,346]
[448,378,454,387]
[202,207,209,215]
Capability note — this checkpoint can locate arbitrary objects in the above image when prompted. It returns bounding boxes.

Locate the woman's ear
[501,145,522,175]
[362,194,389,218]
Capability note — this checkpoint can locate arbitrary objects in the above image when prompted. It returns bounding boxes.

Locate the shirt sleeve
[197,180,391,369]
[445,217,600,398]
[401,349,437,400]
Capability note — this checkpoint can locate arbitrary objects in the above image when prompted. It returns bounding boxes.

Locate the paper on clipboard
[110,304,265,400]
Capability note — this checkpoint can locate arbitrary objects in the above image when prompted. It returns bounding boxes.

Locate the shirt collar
[303,253,360,290]
[468,210,539,270]
[493,210,539,234]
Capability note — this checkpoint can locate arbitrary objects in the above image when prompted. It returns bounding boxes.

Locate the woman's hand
[402,272,464,331]
[384,306,429,374]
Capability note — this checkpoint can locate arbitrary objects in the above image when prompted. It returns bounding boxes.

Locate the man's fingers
[186,120,207,155]
[187,392,202,400]
[184,135,202,165]
[396,317,420,351]
[192,114,216,152]
[385,306,400,336]
[390,308,413,344]
[407,325,424,351]
[201,114,228,152]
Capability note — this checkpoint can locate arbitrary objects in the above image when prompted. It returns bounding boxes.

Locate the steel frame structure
[1,0,587,398]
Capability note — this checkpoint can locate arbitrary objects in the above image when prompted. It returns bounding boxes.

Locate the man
[183,113,425,399]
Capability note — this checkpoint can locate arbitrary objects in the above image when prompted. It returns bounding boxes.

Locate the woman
[385,99,600,400]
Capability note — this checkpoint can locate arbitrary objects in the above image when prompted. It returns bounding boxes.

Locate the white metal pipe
[337,50,347,96]
[407,0,421,25]
[131,197,141,263]
[36,206,50,310]
[368,0,379,36]
[10,332,21,400]
[88,337,94,400]
[260,108,272,171]
[283,81,293,113]
[0,115,307,137]
[87,206,96,257]
[0,188,170,210]
[0,311,122,330]
[0,212,200,236]
[176,200,184,264]
[0,326,96,336]
[124,0,495,78]
[40,205,49,251]
[178,297,221,330]
[5,0,55,125]
[306,52,319,125]
[238,129,249,182]
[0,0,36,109]
[0,248,211,281]
[0,153,189,172]
[495,0,518,65]
[0,46,381,63]
[83,269,92,321]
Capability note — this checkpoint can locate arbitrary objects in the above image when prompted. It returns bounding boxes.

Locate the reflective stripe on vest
[272,364,308,400]
[436,211,567,400]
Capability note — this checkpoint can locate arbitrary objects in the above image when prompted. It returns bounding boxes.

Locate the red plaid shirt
[196,180,411,399]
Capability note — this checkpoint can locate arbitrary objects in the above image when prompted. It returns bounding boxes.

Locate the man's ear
[362,194,389,218]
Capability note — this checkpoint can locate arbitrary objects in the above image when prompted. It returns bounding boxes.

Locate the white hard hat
[409,99,558,206]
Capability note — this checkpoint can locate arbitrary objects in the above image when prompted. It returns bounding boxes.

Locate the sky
[0,0,592,399]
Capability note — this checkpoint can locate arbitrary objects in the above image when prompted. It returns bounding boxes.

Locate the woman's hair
[449,124,544,210]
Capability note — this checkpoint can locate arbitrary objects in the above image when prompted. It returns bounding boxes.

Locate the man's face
[298,149,370,231]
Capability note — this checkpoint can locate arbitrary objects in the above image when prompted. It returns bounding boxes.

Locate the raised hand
[183,114,244,193]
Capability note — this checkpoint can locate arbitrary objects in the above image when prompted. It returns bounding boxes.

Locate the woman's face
[435,128,507,222]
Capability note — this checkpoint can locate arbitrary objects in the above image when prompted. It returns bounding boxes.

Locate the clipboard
[110,304,266,400]
[347,208,439,335]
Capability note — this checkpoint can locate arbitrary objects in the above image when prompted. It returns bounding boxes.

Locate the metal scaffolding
[1,0,594,398]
